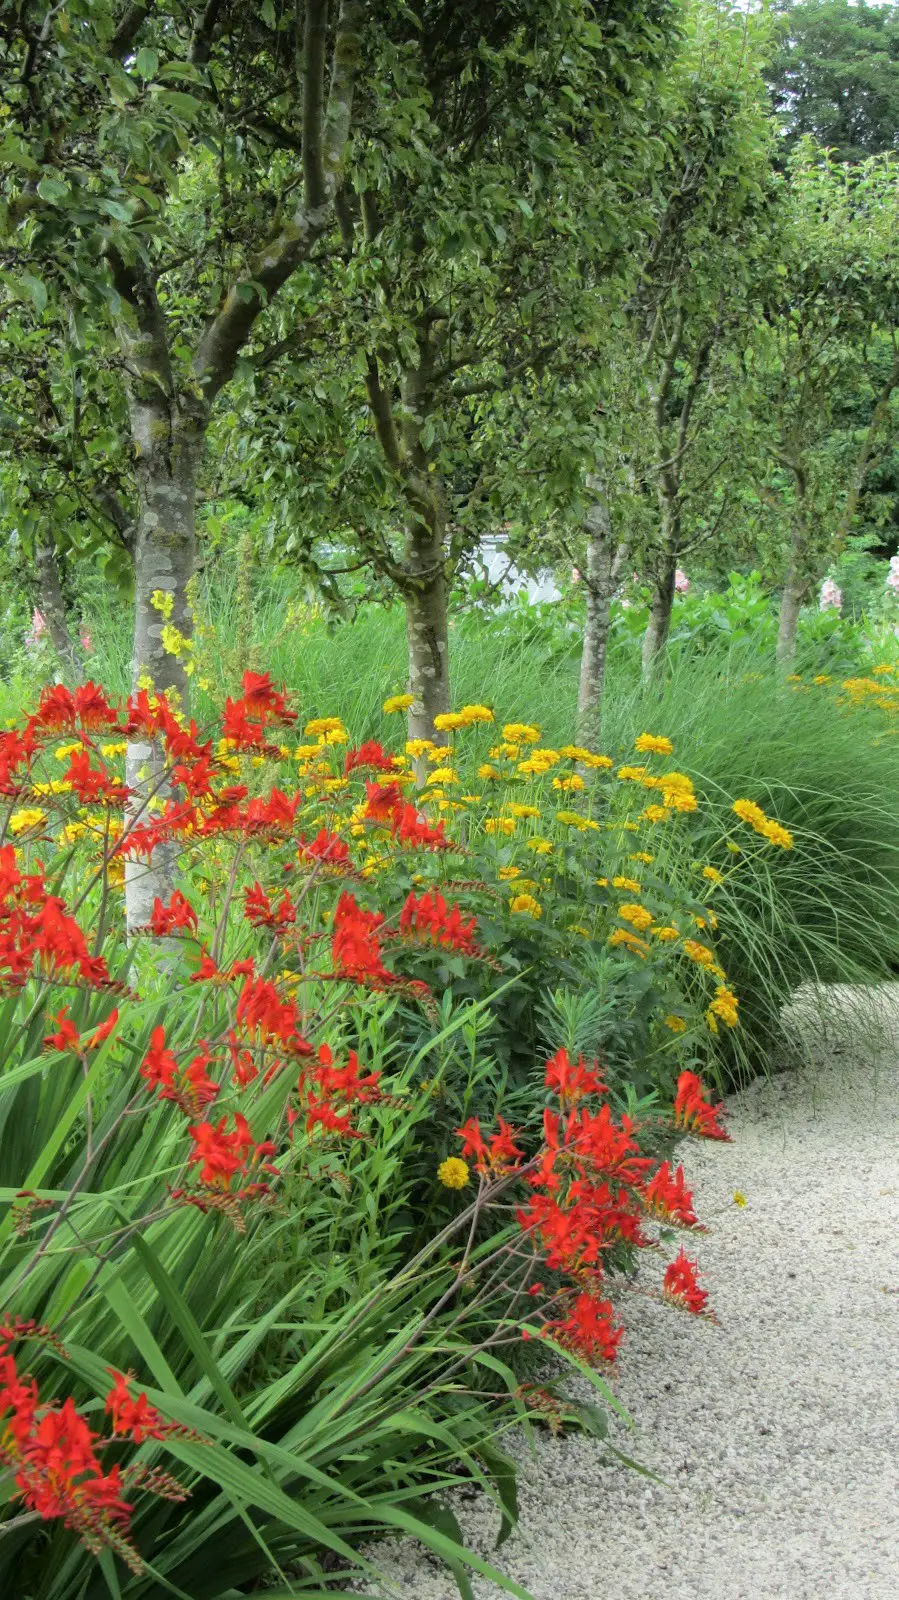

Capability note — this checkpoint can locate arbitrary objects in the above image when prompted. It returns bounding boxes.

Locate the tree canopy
[767,0,899,159]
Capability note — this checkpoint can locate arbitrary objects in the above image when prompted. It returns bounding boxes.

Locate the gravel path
[371,987,899,1600]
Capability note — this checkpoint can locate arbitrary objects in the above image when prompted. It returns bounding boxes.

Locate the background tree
[766,0,899,160]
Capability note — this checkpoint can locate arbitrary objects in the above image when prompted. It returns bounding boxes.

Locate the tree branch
[192,0,364,408]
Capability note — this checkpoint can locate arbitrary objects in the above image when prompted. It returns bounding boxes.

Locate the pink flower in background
[674,568,690,594]
[24,608,48,652]
[819,577,842,612]
[79,626,93,654]
[571,568,581,584]
[887,555,899,597]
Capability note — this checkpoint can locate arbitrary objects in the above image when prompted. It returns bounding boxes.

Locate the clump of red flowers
[399,889,479,954]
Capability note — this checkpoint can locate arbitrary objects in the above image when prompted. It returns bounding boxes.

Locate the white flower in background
[819,577,842,612]
[886,555,899,598]
[675,568,690,594]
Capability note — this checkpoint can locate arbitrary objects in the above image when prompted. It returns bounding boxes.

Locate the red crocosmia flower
[64,749,129,805]
[235,975,312,1054]
[244,788,300,834]
[104,1370,188,1444]
[663,1249,709,1314]
[149,890,199,937]
[363,780,404,821]
[30,684,77,732]
[544,1291,622,1363]
[399,890,478,954]
[0,1337,140,1569]
[642,1161,699,1228]
[297,829,350,867]
[456,1116,488,1166]
[331,891,389,983]
[488,1117,524,1173]
[227,1029,258,1088]
[87,1008,119,1050]
[139,1026,179,1096]
[304,1098,360,1138]
[158,1047,220,1117]
[187,1118,243,1184]
[673,1071,730,1141]
[243,882,297,929]
[544,1047,607,1106]
[43,1007,80,1052]
[240,670,296,724]
[344,741,397,775]
[170,754,217,797]
[72,683,119,730]
[392,803,449,850]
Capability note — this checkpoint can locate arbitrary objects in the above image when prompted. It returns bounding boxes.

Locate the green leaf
[135,46,160,79]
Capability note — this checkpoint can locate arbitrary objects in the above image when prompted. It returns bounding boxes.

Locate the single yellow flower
[9,808,47,836]
[634,733,673,756]
[485,817,516,836]
[702,865,724,885]
[618,902,654,931]
[664,1015,687,1033]
[498,865,521,880]
[383,694,414,714]
[509,892,542,918]
[502,723,540,743]
[612,876,641,893]
[733,1190,748,1208]
[433,712,467,732]
[437,1157,470,1190]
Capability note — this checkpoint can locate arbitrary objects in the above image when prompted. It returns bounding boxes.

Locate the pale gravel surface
[368,987,899,1600]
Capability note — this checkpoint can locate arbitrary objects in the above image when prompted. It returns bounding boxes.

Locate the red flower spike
[345,741,397,776]
[399,890,479,955]
[673,1071,730,1141]
[663,1249,709,1314]
[104,1371,192,1445]
[149,891,199,938]
[331,892,389,983]
[642,1161,700,1228]
[543,1291,622,1364]
[544,1047,607,1106]
[43,1008,80,1053]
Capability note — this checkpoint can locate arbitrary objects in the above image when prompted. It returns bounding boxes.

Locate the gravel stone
[365,986,899,1600]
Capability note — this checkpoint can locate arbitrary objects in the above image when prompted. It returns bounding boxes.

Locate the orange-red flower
[663,1248,709,1313]
[673,1071,730,1141]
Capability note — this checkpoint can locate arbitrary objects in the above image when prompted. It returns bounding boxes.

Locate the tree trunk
[776,539,807,666]
[576,483,623,748]
[34,539,84,680]
[405,564,450,746]
[642,558,676,679]
[124,415,203,935]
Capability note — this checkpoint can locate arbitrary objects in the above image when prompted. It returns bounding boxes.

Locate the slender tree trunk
[642,556,677,679]
[404,554,450,745]
[576,482,623,747]
[776,534,807,666]
[34,539,84,680]
[124,413,204,934]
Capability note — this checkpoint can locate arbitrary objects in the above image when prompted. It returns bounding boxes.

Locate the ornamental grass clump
[0,674,789,1592]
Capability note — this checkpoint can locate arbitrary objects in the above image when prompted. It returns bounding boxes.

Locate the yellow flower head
[437,1157,470,1190]
[54,742,82,762]
[509,803,540,819]
[498,865,521,881]
[426,768,457,785]
[630,852,654,864]
[761,819,793,850]
[427,746,453,764]
[478,763,502,781]
[641,804,671,824]
[509,892,542,918]
[612,876,641,893]
[406,738,435,759]
[732,797,768,830]
[555,811,599,831]
[485,816,516,836]
[609,927,649,956]
[150,588,174,619]
[525,837,553,854]
[433,712,467,733]
[664,1014,687,1033]
[652,924,680,941]
[702,865,724,885]
[634,733,673,756]
[682,938,717,968]
[9,808,47,836]
[552,774,585,792]
[383,694,414,714]
[503,723,541,744]
[617,765,648,782]
[708,984,739,1028]
[458,704,494,724]
[617,902,654,931]
[305,717,347,738]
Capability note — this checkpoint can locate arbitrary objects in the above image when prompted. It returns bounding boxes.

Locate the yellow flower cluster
[9,808,47,835]
[706,984,739,1031]
[634,733,674,756]
[510,892,542,918]
[383,694,415,714]
[732,798,793,850]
